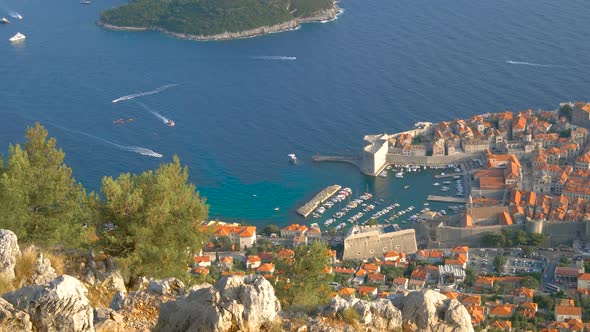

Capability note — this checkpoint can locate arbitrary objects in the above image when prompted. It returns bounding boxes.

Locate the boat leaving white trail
[251,56,296,61]
[506,60,560,67]
[134,100,173,126]
[8,11,22,19]
[112,84,178,103]
[47,122,163,158]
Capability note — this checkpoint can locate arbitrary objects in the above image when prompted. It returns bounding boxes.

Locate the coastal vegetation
[0,123,209,283]
[99,0,336,37]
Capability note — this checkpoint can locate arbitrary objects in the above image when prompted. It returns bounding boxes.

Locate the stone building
[343,225,417,260]
[572,102,590,129]
[362,134,389,176]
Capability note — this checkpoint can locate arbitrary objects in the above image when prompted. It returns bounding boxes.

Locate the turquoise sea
[1,0,590,227]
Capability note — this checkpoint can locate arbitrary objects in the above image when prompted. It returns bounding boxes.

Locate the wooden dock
[297,185,342,218]
[427,195,467,203]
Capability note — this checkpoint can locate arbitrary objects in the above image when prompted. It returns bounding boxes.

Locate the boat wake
[8,11,22,19]
[506,60,560,68]
[134,100,173,126]
[52,122,163,158]
[251,56,296,61]
[112,84,178,103]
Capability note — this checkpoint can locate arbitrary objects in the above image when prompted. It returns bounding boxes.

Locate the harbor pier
[426,195,467,203]
[297,185,342,218]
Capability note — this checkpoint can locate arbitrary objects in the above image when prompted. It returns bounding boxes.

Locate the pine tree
[99,156,209,281]
[0,122,93,248]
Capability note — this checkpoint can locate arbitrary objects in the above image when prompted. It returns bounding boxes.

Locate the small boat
[433,182,441,186]
[288,153,297,164]
[9,32,25,42]
[274,207,280,211]
[395,172,404,178]
[0,18,10,24]
[166,120,175,126]
[80,0,92,4]
[404,185,410,189]
[379,170,388,177]
[15,14,22,20]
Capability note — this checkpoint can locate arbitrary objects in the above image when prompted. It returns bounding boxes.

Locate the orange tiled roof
[555,305,582,316]
[490,304,515,317]
[338,287,356,296]
[257,263,275,273]
[358,285,378,296]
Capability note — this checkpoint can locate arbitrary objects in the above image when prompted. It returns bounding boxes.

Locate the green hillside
[99,0,335,36]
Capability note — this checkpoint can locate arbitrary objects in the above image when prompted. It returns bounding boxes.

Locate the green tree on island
[0,122,95,248]
[99,155,209,282]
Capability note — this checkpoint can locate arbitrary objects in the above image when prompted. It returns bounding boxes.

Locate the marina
[296,185,341,218]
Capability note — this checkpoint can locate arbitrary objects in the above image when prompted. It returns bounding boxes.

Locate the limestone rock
[156,274,281,332]
[147,277,185,296]
[2,275,94,332]
[84,252,127,296]
[0,230,20,281]
[30,250,57,286]
[0,297,33,332]
[398,289,474,332]
[322,296,402,332]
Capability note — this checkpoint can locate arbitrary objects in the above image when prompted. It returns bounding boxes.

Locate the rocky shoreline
[97,2,341,41]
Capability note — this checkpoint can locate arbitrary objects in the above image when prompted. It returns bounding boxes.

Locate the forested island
[98,0,340,41]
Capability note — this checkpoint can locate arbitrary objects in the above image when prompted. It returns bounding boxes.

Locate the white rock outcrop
[30,249,57,286]
[397,289,474,332]
[156,274,281,332]
[0,229,20,281]
[322,296,402,331]
[2,275,94,332]
[0,297,33,332]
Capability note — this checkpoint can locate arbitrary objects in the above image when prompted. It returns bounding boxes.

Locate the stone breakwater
[97,3,341,41]
[297,184,341,218]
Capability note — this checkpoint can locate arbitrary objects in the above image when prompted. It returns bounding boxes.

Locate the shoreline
[97,3,341,42]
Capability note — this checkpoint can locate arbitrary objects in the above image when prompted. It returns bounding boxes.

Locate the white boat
[404,185,410,189]
[288,153,297,164]
[395,172,404,178]
[9,32,25,42]
[0,18,9,24]
[433,182,441,186]
[379,170,388,177]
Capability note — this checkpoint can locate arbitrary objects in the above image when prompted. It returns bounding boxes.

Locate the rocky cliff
[0,229,474,332]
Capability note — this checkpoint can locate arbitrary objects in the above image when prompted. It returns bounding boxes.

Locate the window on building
[370,249,374,254]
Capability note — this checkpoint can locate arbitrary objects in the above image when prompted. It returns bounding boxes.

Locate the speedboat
[9,32,25,42]
[80,0,92,4]
[167,119,175,127]
[15,14,22,20]
[0,18,9,24]
[288,153,297,164]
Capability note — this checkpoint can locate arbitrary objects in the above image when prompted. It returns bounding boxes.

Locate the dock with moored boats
[297,185,342,218]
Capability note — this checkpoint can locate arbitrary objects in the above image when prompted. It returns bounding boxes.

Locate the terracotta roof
[499,211,513,225]
[247,256,261,263]
[193,256,211,264]
[556,267,581,277]
[490,304,515,317]
[555,305,582,316]
[384,251,400,258]
[392,277,408,285]
[367,273,385,282]
[257,263,275,273]
[358,285,378,296]
[338,287,356,296]
[578,273,590,281]
[461,295,481,305]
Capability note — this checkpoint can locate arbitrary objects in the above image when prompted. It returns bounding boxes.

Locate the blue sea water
[1,0,589,226]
